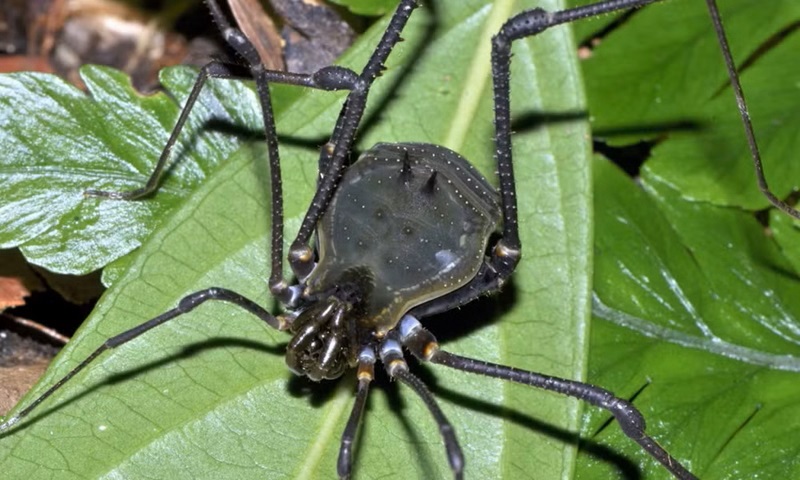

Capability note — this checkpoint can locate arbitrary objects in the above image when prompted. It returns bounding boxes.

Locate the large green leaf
[0,65,266,274]
[571,0,800,478]
[0,1,594,479]
[575,0,800,210]
[587,158,800,479]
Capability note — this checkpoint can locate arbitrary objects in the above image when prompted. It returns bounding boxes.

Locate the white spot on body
[435,249,459,274]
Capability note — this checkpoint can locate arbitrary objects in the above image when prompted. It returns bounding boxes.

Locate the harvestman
[2,0,797,478]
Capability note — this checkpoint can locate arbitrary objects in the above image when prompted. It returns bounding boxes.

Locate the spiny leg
[396,314,697,480]
[0,288,284,433]
[210,0,363,295]
[487,0,669,286]
[83,0,422,301]
[84,58,357,204]
[84,0,361,305]
[491,0,799,224]
[404,0,800,388]
[379,334,464,480]
[83,60,242,201]
[413,2,669,318]
[337,348,376,480]
[411,1,663,320]
[286,0,420,280]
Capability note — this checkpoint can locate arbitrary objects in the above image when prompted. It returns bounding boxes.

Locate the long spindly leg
[396,314,697,480]
[485,0,668,292]
[702,0,800,219]
[416,0,666,318]
[0,287,285,434]
[487,0,800,269]
[337,348,376,480]
[84,59,231,201]
[85,0,361,303]
[83,61,341,203]
[379,334,464,480]
[286,0,420,281]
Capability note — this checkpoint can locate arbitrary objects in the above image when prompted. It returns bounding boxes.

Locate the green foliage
[0,65,264,273]
[575,0,800,477]
[328,0,399,16]
[579,0,800,211]
[0,0,798,478]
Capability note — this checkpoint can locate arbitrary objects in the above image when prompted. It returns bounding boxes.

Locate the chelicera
[2,0,795,478]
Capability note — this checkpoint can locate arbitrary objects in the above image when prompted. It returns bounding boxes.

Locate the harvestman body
[286,143,502,382]
[2,0,796,478]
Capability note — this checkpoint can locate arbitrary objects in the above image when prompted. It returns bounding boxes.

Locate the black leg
[487,0,800,260]
[482,0,663,294]
[84,61,245,201]
[206,0,362,295]
[286,0,420,281]
[396,314,697,480]
[379,334,464,480]
[337,347,376,480]
[0,287,284,433]
[411,2,665,320]
[702,0,800,219]
[85,0,362,306]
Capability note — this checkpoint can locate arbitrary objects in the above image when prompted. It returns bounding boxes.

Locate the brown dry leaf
[0,55,54,73]
[0,327,63,415]
[0,278,30,310]
[47,0,189,90]
[0,361,50,416]
[228,0,285,71]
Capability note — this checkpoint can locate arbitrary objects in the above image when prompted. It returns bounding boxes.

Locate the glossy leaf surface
[574,0,800,477]
[576,0,800,210]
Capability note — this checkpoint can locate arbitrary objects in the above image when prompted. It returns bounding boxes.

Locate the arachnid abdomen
[307,143,501,335]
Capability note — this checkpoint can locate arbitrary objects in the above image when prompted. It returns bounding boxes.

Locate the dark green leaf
[587,158,800,479]
[575,0,800,210]
[328,0,399,16]
[576,1,800,476]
